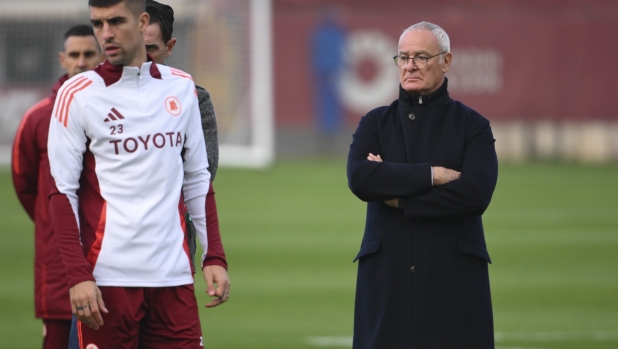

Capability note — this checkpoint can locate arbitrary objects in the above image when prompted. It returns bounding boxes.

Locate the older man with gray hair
[347,21,498,348]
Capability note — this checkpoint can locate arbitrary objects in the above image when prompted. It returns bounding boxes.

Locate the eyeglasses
[393,52,445,69]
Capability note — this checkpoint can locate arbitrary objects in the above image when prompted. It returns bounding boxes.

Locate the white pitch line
[306,338,551,349]
[494,331,618,342]
[496,347,549,349]
[306,331,618,347]
[306,336,352,347]
[307,342,549,349]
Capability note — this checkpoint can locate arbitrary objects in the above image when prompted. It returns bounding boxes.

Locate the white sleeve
[182,88,211,266]
[48,82,88,222]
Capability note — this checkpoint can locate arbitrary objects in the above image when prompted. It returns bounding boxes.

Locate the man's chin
[402,83,424,95]
[107,56,126,66]
[68,71,82,79]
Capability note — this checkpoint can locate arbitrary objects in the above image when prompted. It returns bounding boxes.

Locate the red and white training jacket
[12,75,72,320]
[48,59,210,288]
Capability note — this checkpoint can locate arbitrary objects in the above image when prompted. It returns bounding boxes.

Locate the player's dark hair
[145,0,174,44]
[64,24,95,40]
[63,24,100,51]
[88,0,146,17]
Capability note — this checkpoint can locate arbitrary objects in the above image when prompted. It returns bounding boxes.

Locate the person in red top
[11,24,104,349]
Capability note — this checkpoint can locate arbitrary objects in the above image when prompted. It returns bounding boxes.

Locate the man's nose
[101,23,113,41]
[405,59,418,71]
[77,55,87,67]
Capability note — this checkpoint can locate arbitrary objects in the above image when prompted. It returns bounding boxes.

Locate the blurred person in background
[144,0,229,308]
[347,21,498,349]
[11,24,103,349]
[310,7,346,154]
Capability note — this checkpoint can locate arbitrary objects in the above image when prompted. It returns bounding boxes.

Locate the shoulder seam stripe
[171,72,193,81]
[63,80,92,127]
[58,79,93,127]
[12,97,53,174]
[55,76,87,122]
[170,68,192,79]
[59,78,91,125]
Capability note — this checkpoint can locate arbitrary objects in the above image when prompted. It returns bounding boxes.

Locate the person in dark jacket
[347,21,498,349]
[12,24,104,349]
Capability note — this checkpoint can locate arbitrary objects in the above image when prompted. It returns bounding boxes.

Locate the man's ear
[442,52,452,73]
[138,12,150,33]
[165,38,177,58]
[59,51,67,70]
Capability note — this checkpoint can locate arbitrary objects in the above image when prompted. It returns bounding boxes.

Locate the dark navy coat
[347,78,498,349]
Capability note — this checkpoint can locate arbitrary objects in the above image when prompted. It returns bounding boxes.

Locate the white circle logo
[339,30,398,114]
[86,344,99,349]
[165,96,182,116]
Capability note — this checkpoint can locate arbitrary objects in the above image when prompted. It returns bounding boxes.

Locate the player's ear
[442,52,452,73]
[138,12,150,33]
[59,51,67,70]
[165,38,177,58]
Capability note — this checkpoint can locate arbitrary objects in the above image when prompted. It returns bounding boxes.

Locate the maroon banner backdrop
[273,0,618,128]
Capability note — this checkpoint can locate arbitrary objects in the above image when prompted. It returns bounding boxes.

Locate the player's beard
[107,43,140,67]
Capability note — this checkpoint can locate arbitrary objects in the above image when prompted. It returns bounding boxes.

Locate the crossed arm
[347,112,498,219]
[366,153,461,208]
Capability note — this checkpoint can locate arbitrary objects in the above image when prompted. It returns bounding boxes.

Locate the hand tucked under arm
[367,153,401,208]
[347,113,432,202]
[400,120,498,219]
[367,153,382,162]
[431,166,461,186]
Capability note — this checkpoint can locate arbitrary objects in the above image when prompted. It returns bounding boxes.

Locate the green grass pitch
[1,160,617,348]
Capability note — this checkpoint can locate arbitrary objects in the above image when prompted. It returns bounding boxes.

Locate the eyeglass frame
[393,52,446,69]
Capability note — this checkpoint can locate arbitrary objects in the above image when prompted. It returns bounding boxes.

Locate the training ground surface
[1,160,617,348]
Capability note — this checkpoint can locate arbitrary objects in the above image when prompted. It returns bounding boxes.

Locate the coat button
[408,113,416,121]
[410,266,415,273]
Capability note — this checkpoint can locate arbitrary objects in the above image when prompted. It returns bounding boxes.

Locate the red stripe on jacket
[12,98,51,179]
[178,194,195,275]
[86,202,107,266]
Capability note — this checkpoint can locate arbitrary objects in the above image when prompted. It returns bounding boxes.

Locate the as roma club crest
[165,96,182,116]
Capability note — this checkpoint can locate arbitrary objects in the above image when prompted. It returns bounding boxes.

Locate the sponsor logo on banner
[447,48,503,94]
[338,30,398,115]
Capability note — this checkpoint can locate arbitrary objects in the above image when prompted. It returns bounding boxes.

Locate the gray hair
[401,21,450,63]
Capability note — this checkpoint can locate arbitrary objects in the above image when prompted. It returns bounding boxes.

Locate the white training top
[48,61,210,287]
